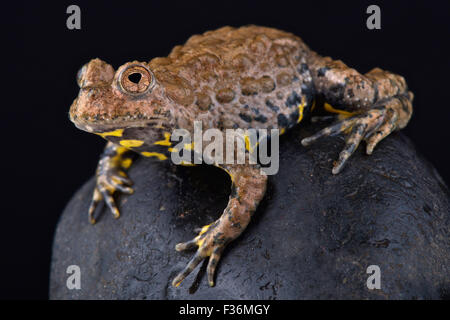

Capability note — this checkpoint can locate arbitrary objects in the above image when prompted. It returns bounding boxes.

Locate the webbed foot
[89,168,134,224]
[302,96,411,174]
[172,221,226,287]
[89,143,135,224]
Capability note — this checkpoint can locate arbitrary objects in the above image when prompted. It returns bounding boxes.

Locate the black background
[2,1,449,299]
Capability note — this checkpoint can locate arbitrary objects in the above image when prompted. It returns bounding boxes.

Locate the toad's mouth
[70,113,171,135]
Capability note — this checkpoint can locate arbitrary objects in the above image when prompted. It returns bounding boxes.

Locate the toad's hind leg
[303,53,414,174]
[172,164,268,287]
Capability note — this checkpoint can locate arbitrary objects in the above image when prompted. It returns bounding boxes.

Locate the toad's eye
[119,65,155,95]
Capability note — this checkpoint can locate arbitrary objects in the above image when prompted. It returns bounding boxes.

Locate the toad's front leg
[89,142,135,224]
[172,164,268,287]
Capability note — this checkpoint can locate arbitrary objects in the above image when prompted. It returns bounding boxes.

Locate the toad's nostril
[128,72,142,84]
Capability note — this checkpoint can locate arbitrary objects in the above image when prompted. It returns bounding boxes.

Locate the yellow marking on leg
[168,147,178,152]
[297,97,306,123]
[243,131,259,153]
[280,128,286,135]
[141,151,168,160]
[180,160,196,166]
[111,176,123,185]
[324,102,356,117]
[199,224,211,236]
[184,142,195,151]
[95,129,124,138]
[109,147,130,167]
[121,158,133,169]
[197,238,205,248]
[120,140,144,148]
[116,147,129,156]
[102,184,116,193]
[244,134,252,152]
[343,126,353,134]
[154,132,172,146]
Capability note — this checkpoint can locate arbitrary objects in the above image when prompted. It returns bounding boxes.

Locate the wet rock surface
[50,124,450,299]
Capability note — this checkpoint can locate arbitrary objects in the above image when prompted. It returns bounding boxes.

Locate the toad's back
[148,25,315,130]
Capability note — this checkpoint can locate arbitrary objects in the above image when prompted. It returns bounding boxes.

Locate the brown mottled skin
[69,26,413,288]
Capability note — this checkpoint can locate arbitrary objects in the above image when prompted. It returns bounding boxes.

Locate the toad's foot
[302,94,413,174]
[172,221,226,287]
[89,169,134,224]
[89,143,135,224]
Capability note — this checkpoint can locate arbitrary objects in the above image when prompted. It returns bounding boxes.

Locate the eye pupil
[128,72,142,84]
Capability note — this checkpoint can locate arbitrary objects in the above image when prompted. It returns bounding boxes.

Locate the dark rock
[50,123,450,299]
